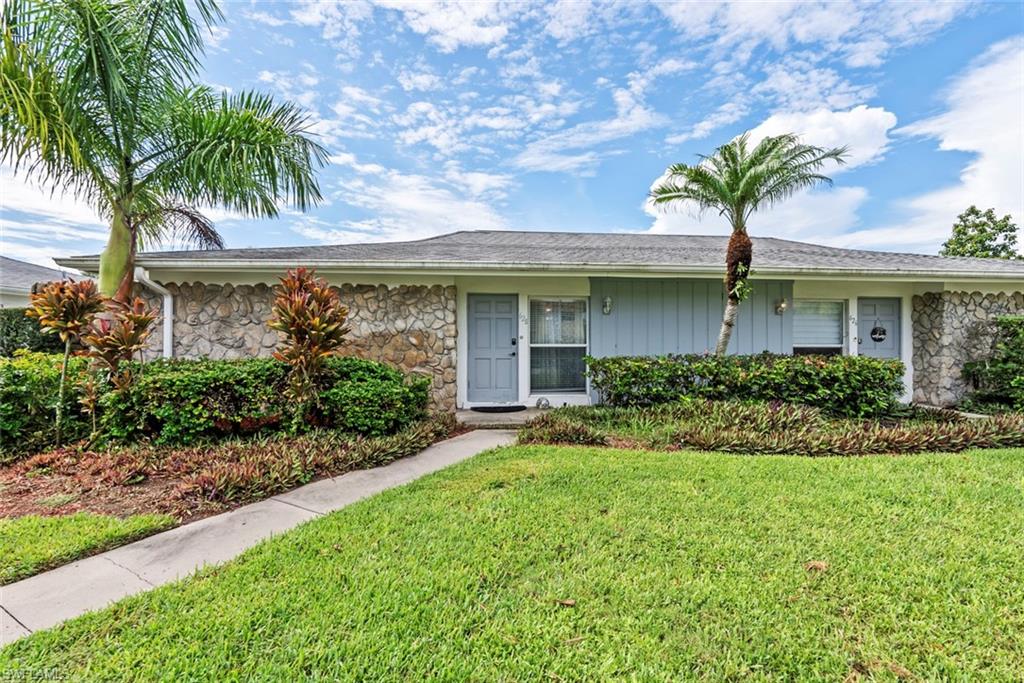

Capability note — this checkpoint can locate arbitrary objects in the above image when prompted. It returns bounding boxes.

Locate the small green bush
[0,308,63,357]
[320,357,429,436]
[587,353,905,417]
[0,351,89,458]
[963,316,1024,412]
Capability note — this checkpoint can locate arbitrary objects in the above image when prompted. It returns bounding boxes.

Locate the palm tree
[0,0,326,300]
[650,133,847,355]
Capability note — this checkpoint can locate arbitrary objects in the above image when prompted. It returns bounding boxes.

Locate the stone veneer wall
[912,290,1024,407]
[139,282,457,410]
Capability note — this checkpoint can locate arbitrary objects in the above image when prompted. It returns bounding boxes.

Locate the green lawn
[0,513,175,585]
[3,447,1023,680]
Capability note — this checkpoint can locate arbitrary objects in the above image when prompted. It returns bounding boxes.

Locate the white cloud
[205,25,230,50]
[0,167,106,227]
[837,35,1024,253]
[297,168,508,244]
[0,166,108,266]
[754,60,876,111]
[339,86,385,112]
[747,105,897,169]
[443,161,513,198]
[290,0,372,54]
[514,89,663,173]
[397,68,443,92]
[374,0,516,53]
[258,68,319,109]
[655,1,971,68]
[453,66,485,85]
[328,153,388,175]
[514,58,691,173]
[247,11,289,27]
[544,0,594,42]
[667,101,748,144]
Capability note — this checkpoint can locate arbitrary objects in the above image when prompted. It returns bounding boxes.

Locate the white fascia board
[53,257,1024,283]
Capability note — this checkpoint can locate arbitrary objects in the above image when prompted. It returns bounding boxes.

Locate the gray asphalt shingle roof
[0,256,82,292]
[57,230,1024,278]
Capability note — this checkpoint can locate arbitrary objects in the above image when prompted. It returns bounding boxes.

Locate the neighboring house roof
[0,256,82,293]
[56,230,1024,280]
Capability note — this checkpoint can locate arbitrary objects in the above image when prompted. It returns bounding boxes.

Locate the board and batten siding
[589,278,794,357]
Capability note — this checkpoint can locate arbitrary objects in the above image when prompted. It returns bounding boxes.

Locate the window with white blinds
[793,300,845,355]
[529,299,587,393]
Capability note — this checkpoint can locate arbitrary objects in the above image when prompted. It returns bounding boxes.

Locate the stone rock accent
[912,290,1024,407]
[139,281,457,410]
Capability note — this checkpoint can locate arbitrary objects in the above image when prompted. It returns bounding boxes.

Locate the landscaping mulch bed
[0,414,458,526]
[0,469,222,523]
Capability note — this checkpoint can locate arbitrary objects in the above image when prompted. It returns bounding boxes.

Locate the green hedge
[1,354,431,455]
[100,358,289,444]
[963,316,1024,412]
[102,356,430,445]
[0,351,90,458]
[0,308,63,357]
[586,353,905,417]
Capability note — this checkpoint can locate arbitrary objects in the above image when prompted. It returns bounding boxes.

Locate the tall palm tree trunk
[99,205,135,302]
[715,228,753,355]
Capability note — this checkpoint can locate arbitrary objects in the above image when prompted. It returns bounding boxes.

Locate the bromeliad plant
[268,269,349,428]
[82,298,157,392]
[25,279,105,444]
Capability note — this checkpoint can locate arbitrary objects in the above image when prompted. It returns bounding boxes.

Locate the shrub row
[0,353,430,457]
[587,353,905,417]
[518,400,1024,456]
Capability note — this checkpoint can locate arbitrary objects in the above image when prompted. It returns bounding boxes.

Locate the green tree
[940,206,1020,259]
[650,133,847,354]
[0,0,326,301]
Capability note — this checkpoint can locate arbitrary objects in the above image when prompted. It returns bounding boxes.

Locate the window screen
[530,299,587,393]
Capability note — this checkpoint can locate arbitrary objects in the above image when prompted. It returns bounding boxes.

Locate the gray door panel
[468,294,518,403]
[857,298,901,359]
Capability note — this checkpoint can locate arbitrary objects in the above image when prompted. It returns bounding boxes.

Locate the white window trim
[527,295,590,397]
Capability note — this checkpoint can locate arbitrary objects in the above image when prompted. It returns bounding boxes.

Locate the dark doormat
[470,405,527,413]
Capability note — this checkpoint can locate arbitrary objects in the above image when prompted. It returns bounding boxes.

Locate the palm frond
[650,131,848,230]
[135,201,223,250]
[143,87,327,217]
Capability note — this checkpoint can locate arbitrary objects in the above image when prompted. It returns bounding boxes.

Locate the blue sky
[2,0,1022,267]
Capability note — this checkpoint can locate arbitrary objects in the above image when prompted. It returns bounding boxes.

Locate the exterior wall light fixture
[602,296,613,315]
[775,298,789,315]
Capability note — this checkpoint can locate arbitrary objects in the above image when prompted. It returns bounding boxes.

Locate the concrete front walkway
[1,429,516,646]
